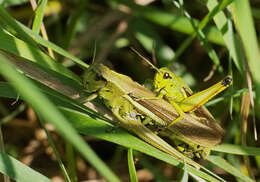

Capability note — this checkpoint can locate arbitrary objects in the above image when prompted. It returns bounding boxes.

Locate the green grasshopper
[84,64,225,159]
[83,64,202,167]
[130,49,232,158]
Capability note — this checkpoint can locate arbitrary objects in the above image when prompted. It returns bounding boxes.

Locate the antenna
[130,47,160,72]
[151,41,157,66]
[91,41,97,64]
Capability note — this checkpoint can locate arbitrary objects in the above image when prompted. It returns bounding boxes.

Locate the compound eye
[222,76,232,86]
[163,72,172,79]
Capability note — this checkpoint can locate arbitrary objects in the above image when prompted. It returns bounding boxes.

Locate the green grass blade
[0,6,89,69]
[207,156,254,182]
[17,22,89,69]
[213,144,260,156]
[0,152,52,182]
[0,53,120,182]
[0,5,37,46]
[128,148,138,182]
[206,0,245,75]
[230,0,260,116]
[0,30,81,82]
[66,143,77,182]
[32,0,48,34]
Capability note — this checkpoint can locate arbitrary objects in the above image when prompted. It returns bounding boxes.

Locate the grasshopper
[83,64,202,167]
[84,64,225,159]
[130,49,232,158]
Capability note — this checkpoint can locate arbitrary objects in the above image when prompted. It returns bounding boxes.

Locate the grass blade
[0,6,89,69]
[206,0,245,75]
[128,148,138,182]
[0,152,52,182]
[0,30,81,82]
[0,53,120,182]
[31,0,48,34]
[230,1,260,116]
[207,156,254,182]
[213,144,260,156]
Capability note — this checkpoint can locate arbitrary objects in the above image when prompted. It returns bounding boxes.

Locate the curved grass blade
[0,152,52,182]
[0,53,120,182]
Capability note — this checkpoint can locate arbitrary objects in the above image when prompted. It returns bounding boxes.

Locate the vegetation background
[0,0,260,181]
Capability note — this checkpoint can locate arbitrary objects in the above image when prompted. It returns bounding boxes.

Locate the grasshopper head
[83,68,106,93]
[154,67,187,95]
[154,67,176,89]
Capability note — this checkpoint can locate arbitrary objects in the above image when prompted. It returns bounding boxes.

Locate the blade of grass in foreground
[0,53,120,182]
[0,152,52,182]
[128,148,138,182]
